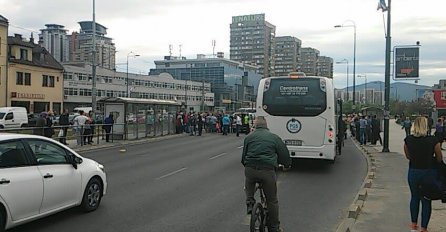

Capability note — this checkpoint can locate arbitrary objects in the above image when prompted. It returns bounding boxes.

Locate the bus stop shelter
[98,97,180,140]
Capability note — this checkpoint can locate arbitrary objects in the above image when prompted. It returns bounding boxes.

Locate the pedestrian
[44,111,54,138]
[34,112,47,136]
[222,114,230,135]
[244,114,250,135]
[404,117,443,232]
[355,117,360,142]
[73,110,88,146]
[402,117,412,137]
[427,115,434,136]
[371,115,383,145]
[435,118,444,149]
[59,109,70,145]
[103,114,114,142]
[189,113,196,136]
[242,116,291,232]
[197,114,203,136]
[83,113,93,145]
[236,114,242,137]
[359,116,367,145]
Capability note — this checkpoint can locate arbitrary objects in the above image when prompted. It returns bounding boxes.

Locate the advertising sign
[433,90,446,109]
[395,47,419,79]
[416,89,434,102]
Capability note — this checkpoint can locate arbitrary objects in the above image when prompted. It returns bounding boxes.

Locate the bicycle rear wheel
[250,203,265,232]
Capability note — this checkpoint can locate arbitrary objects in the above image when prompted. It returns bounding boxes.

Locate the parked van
[0,107,29,129]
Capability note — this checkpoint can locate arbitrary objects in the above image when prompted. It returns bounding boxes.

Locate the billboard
[433,90,446,109]
[394,47,419,79]
[416,89,434,102]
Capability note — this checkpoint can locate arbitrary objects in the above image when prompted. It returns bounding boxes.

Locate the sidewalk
[351,120,446,232]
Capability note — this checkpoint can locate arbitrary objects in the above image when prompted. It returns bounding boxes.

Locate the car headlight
[97,163,105,173]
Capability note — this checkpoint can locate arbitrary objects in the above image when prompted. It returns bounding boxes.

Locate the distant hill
[340,81,431,102]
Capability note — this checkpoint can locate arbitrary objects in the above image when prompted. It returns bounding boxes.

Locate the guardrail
[0,118,176,147]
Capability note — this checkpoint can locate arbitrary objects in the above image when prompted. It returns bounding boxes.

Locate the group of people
[175,111,252,137]
[32,109,115,146]
[346,114,383,146]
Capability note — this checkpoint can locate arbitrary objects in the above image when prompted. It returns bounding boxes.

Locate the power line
[9,24,40,33]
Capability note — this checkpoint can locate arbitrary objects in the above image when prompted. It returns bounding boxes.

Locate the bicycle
[250,182,268,232]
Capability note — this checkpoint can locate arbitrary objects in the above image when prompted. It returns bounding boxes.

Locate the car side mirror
[68,155,83,169]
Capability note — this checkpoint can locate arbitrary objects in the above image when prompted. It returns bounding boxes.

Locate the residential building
[149,55,262,111]
[299,47,319,76]
[68,21,116,70]
[274,36,301,76]
[7,34,64,114]
[0,15,8,107]
[63,63,214,113]
[317,56,333,78]
[39,24,70,63]
[230,13,276,77]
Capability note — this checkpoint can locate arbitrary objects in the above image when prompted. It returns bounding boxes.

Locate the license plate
[284,140,302,146]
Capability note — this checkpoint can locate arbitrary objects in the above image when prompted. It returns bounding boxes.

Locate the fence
[0,117,176,147]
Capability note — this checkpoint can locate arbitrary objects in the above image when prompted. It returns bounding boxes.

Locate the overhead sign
[394,47,419,79]
[10,92,45,99]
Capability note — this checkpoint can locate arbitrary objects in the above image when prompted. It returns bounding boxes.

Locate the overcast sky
[1,0,445,88]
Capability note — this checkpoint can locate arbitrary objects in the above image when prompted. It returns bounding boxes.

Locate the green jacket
[241,126,291,168]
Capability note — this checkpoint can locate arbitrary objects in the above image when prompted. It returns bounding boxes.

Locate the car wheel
[0,207,5,232]
[81,178,103,212]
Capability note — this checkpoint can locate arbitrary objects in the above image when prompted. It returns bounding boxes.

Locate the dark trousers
[198,124,203,136]
[408,168,435,228]
[245,167,280,231]
[59,127,68,144]
[223,125,229,135]
[236,124,241,137]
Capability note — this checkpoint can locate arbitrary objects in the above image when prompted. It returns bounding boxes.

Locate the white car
[0,134,107,231]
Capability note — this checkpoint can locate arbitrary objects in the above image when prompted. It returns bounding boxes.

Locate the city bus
[255,73,341,163]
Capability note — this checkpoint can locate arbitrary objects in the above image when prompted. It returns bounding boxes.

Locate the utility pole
[91,0,97,117]
[383,0,392,152]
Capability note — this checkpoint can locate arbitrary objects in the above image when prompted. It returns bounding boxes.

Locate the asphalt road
[10,133,367,232]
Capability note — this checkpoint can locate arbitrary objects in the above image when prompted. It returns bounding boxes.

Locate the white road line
[209,153,227,160]
[156,167,187,180]
[237,146,244,149]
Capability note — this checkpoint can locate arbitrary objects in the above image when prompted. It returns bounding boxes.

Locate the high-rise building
[68,21,116,70]
[317,56,333,78]
[149,55,262,110]
[0,15,8,107]
[274,36,301,76]
[39,24,70,63]
[230,13,276,78]
[299,47,319,76]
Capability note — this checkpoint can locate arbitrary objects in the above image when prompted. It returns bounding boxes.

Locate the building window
[49,76,55,87]
[24,73,31,85]
[16,72,24,85]
[20,49,28,60]
[42,75,48,87]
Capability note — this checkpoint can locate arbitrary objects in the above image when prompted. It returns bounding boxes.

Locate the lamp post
[335,20,356,110]
[336,59,349,101]
[126,51,140,98]
[382,0,392,152]
[91,0,97,116]
[358,74,367,104]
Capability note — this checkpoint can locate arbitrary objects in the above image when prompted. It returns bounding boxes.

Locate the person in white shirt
[73,110,89,145]
[236,115,243,137]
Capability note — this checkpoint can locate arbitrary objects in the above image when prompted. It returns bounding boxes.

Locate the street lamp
[357,74,367,104]
[336,59,349,101]
[126,51,140,98]
[335,20,356,109]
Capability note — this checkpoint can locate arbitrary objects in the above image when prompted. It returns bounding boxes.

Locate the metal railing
[0,118,177,147]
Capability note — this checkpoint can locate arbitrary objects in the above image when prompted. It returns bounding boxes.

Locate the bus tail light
[327,131,334,143]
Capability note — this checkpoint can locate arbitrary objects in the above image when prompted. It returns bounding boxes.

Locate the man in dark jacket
[33,112,47,136]
[59,109,70,145]
[242,116,291,232]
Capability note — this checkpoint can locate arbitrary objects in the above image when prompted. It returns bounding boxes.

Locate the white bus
[256,74,341,163]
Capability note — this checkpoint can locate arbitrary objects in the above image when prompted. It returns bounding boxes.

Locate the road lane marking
[237,146,244,149]
[209,153,227,160]
[156,167,187,180]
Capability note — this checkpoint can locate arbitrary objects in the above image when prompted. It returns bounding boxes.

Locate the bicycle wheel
[250,203,265,232]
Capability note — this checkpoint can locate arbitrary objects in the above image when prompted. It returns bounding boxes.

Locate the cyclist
[241,116,291,232]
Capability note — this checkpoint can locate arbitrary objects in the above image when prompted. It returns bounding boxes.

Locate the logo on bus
[286,118,302,133]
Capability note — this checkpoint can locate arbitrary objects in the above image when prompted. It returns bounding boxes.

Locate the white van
[0,107,29,129]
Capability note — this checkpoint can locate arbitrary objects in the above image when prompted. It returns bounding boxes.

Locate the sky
[1,0,445,88]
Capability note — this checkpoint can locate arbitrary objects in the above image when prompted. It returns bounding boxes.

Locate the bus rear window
[262,78,327,116]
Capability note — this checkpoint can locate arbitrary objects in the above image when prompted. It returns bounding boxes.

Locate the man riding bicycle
[242,116,291,232]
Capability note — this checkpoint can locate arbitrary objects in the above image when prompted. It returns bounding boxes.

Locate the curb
[336,139,380,232]
[72,134,185,153]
